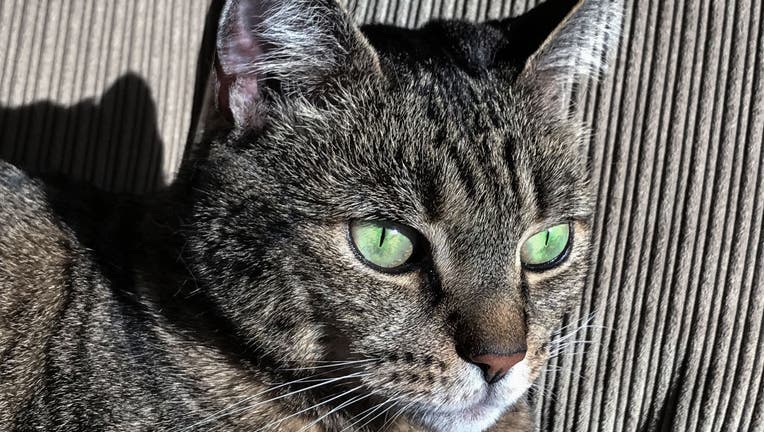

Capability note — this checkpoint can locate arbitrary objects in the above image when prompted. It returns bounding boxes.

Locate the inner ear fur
[214,0,381,128]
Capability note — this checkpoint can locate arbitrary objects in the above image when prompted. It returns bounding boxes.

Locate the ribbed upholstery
[1,1,761,430]
[0,1,209,192]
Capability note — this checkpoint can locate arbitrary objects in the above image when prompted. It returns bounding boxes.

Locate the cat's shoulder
[0,160,80,425]
[0,160,76,320]
[0,160,75,257]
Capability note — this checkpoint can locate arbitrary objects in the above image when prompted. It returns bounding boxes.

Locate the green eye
[520,223,571,269]
[350,220,417,271]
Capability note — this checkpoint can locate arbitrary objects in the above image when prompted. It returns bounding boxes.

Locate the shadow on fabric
[0,73,164,194]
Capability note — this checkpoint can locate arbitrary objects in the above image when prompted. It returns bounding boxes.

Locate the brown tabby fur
[0,0,620,430]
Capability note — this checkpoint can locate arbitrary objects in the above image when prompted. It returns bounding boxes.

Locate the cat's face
[186,0,617,430]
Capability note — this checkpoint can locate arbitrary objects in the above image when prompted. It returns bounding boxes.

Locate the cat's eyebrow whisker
[176,371,367,431]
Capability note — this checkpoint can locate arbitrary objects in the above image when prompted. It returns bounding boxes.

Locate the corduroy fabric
[0,1,761,431]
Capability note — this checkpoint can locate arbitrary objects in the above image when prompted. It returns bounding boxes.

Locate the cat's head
[185,0,620,430]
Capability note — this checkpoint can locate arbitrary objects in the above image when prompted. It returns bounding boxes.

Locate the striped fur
[0,1,619,431]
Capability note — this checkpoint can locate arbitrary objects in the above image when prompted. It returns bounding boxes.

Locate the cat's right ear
[214,0,381,128]
[492,0,622,111]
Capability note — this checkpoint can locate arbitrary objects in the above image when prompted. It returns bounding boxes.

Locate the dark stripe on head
[417,158,444,220]
[502,137,522,204]
[445,142,478,201]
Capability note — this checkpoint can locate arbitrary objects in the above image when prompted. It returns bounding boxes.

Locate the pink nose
[469,351,526,384]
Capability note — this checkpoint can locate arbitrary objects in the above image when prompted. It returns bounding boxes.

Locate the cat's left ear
[215,0,381,128]
[492,0,622,102]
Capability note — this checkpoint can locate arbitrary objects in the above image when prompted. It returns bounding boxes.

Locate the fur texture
[0,0,621,430]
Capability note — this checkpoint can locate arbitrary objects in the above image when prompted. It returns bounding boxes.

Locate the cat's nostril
[469,351,526,384]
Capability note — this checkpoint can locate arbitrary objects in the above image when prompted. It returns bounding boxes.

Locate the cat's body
[0,163,351,431]
[0,1,620,431]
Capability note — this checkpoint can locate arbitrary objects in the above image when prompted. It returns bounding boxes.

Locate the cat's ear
[493,0,622,102]
[214,0,381,128]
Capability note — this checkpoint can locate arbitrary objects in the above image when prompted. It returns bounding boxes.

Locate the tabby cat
[0,0,620,430]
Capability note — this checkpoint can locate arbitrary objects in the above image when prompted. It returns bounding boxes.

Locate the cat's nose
[469,350,526,384]
[451,295,528,384]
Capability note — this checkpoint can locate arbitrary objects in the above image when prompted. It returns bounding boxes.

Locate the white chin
[415,405,506,432]
[410,360,533,432]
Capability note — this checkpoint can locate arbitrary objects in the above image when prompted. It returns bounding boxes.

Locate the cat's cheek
[293,222,436,351]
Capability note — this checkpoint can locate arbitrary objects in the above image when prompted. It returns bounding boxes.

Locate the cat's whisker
[553,328,600,340]
[530,380,559,403]
[220,372,368,421]
[552,324,606,341]
[549,337,598,358]
[268,362,371,384]
[300,358,381,364]
[547,313,606,360]
[549,338,596,351]
[295,391,374,432]
[549,333,600,344]
[340,394,403,432]
[355,396,406,431]
[341,401,390,431]
[552,327,597,343]
[261,384,368,431]
[176,371,367,431]
[540,364,586,381]
[554,311,598,332]
[539,347,591,388]
[381,399,417,432]
[280,358,378,371]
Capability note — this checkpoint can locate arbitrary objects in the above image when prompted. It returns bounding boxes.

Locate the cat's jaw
[403,360,533,432]
[415,405,506,432]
